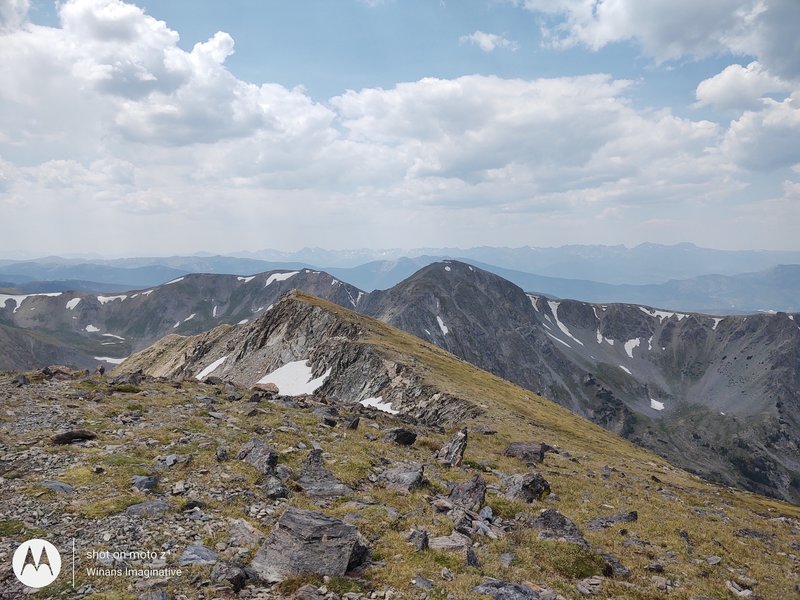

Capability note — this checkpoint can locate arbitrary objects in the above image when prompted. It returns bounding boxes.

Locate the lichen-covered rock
[237,438,278,475]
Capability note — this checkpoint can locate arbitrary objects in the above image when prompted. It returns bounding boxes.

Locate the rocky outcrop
[437,428,468,467]
[296,449,353,500]
[249,507,369,583]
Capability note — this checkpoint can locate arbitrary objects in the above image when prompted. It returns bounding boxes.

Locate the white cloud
[695,61,794,112]
[0,0,794,253]
[459,30,519,53]
[513,0,800,78]
[722,92,800,170]
[0,0,27,32]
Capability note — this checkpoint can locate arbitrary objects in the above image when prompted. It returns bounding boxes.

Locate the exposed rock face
[437,428,468,467]
[249,507,369,583]
[361,261,800,503]
[119,292,481,429]
[0,269,366,372]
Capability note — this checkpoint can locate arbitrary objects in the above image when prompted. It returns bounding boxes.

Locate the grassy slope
[5,291,796,599]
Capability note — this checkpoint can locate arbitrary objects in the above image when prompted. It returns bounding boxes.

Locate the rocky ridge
[1,294,800,598]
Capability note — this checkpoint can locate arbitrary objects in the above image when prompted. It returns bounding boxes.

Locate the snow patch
[141,289,154,296]
[165,277,184,285]
[66,298,81,310]
[97,294,127,304]
[650,399,664,411]
[212,305,218,318]
[85,324,100,333]
[173,321,180,329]
[360,396,399,415]
[546,332,571,348]
[619,365,632,375]
[355,291,365,305]
[238,276,255,283]
[0,292,62,313]
[712,317,723,330]
[444,266,451,272]
[256,360,331,396]
[547,300,584,346]
[436,315,449,335]
[596,330,603,344]
[94,356,127,365]
[183,313,196,322]
[195,356,227,380]
[265,271,299,286]
[238,319,249,325]
[647,336,653,351]
[624,338,640,359]
[639,306,687,322]
[101,333,125,340]
[527,295,539,311]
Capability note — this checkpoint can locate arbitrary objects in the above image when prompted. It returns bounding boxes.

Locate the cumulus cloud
[0,0,793,253]
[513,0,800,78]
[459,31,518,52]
[722,92,800,170]
[695,61,794,112]
[0,0,28,32]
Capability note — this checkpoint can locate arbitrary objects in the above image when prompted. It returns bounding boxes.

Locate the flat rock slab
[51,430,96,444]
[428,530,471,551]
[473,580,541,599]
[179,544,219,566]
[250,507,369,583]
[42,480,74,494]
[381,462,424,493]
[586,511,638,531]
[126,499,171,518]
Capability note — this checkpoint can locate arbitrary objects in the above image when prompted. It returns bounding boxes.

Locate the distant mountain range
[3,243,800,313]
[1,261,799,502]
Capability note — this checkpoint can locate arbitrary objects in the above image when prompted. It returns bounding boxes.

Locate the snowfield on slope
[360,396,399,415]
[257,360,331,395]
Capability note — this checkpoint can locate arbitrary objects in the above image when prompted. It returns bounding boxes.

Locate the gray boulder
[586,511,638,531]
[249,507,369,583]
[473,579,541,599]
[504,472,551,503]
[530,509,588,548]
[296,449,353,499]
[382,428,417,445]
[126,500,171,518]
[381,462,424,493]
[237,438,278,475]
[132,475,158,493]
[179,544,218,566]
[449,474,486,510]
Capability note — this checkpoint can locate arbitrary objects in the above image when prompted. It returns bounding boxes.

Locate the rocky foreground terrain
[1,293,799,599]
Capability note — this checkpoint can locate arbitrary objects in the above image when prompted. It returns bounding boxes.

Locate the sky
[1,0,799,257]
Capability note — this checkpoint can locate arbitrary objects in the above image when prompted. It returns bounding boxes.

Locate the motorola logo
[12,539,61,588]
